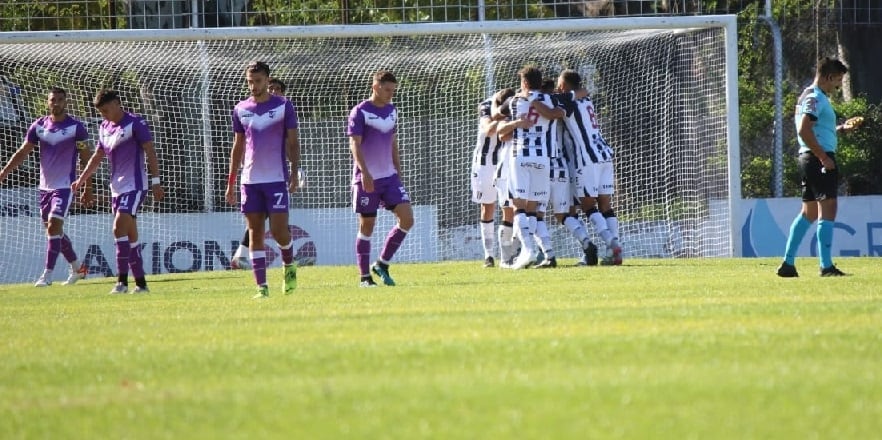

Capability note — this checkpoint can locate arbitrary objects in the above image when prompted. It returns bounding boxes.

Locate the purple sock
[115,238,130,278]
[251,250,267,286]
[129,241,145,279]
[60,234,78,263]
[380,226,409,262]
[45,236,61,270]
[356,235,371,277]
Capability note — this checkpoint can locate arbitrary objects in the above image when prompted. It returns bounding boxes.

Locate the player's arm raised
[0,141,36,184]
[72,147,106,192]
[226,132,245,205]
[349,134,373,193]
[286,127,301,193]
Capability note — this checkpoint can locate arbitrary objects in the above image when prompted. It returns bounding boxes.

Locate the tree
[836,0,882,104]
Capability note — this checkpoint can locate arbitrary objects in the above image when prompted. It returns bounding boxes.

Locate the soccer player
[556,69,622,265]
[491,96,519,268]
[471,88,514,268]
[496,66,564,270]
[226,61,301,298]
[0,86,92,286]
[72,89,164,294]
[348,70,414,287]
[777,57,855,277]
[528,79,565,268]
[230,77,305,270]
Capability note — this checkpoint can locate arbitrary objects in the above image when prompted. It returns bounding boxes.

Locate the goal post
[0,16,739,284]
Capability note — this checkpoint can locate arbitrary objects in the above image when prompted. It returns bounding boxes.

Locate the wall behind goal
[0,187,437,284]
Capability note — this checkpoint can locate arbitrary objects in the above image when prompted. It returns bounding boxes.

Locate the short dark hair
[817,57,848,78]
[93,89,120,108]
[49,86,67,97]
[373,70,397,85]
[559,70,582,89]
[268,77,287,93]
[246,61,271,77]
[493,88,515,106]
[518,66,543,90]
[541,78,556,93]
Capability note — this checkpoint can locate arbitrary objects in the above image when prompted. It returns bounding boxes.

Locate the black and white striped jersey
[559,95,614,166]
[471,98,501,167]
[508,91,560,159]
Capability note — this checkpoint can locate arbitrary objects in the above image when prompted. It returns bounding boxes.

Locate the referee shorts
[798,151,838,202]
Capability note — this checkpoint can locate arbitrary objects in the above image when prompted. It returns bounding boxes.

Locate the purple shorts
[352,174,411,215]
[39,188,73,223]
[241,182,289,214]
[112,190,148,216]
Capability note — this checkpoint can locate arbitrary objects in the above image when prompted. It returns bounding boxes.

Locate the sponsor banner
[740,196,882,257]
[0,206,438,284]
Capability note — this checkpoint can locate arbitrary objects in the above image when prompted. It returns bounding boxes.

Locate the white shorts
[597,161,615,195]
[571,162,600,198]
[538,166,571,214]
[496,177,513,207]
[470,165,497,205]
[547,174,572,214]
[509,156,550,202]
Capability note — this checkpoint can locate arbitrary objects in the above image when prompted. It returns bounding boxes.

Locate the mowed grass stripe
[1,257,880,439]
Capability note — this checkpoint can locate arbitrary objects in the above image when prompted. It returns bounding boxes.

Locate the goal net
[0,17,739,284]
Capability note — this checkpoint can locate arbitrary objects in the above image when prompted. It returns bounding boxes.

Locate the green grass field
[2,257,880,439]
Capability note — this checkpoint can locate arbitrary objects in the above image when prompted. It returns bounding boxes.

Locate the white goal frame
[0,16,740,284]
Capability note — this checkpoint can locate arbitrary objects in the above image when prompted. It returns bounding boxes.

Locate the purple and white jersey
[232,95,298,185]
[25,116,89,190]
[97,112,153,197]
[347,100,398,183]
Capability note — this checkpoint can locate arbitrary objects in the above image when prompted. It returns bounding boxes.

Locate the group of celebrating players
[470,66,622,269]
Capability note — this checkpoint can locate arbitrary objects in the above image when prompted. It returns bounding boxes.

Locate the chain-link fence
[0,1,878,30]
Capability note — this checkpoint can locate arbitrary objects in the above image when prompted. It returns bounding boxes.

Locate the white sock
[605,214,619,242]
[589,211,614,246]
[514,212,536,254]
[498,224,514,263]
[234,244,249,260]
[534,219,554,258]
[480,220,496,259]
[563,215,590,248]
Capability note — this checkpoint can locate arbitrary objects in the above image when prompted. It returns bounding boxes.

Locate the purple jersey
[25,116,89,190]
[232,95,298,185]
[346,100,398,183]
[96,112,153,197]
